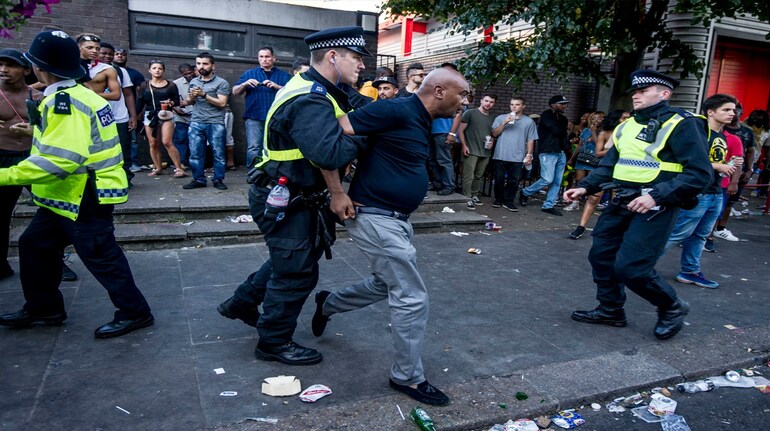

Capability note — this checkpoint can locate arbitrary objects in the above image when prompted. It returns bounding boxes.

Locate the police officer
[0,31,153,339]
[564,70,713,340]
[217,27,369,365]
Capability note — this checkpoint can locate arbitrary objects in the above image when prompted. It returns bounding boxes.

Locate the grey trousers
[323,213,428,386]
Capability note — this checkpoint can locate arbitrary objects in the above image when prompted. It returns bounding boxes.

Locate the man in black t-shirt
[664,94,737,290]
[311,67,470,407]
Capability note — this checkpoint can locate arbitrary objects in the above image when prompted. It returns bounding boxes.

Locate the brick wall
[394,48,600,123]
[12,0,378,166]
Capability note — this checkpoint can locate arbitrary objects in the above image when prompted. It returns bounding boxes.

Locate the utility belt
[355,206,410,222]
[600,181,642,205]
[248,168,328,210]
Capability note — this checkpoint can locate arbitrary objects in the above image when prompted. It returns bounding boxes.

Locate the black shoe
[437,188,454,196]
[0,263,14,281]
[654,299,690,340]
[502,203,518,212]
[212,180,228,190]
[254,341,322,365]
[569,225,586,239]
[0,309,67,328]
[518,192,529,207]
[491,201,502,208]
[389,379,450,406]
[62,263,78,282]
[217,296,258,327]
[183,180,206,189]
[312,290,332,337]
[94,314,154,339]
[571,305,627,327]
[541,207,563,216]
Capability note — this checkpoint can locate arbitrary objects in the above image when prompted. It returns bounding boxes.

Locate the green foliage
[382,0,770,96]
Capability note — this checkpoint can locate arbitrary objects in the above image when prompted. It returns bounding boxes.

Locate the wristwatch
[448,132,457,137]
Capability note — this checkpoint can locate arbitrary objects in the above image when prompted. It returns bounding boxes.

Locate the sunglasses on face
[77,34,101,43]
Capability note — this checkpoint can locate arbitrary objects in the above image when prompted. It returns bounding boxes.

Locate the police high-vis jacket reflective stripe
[611,114,688,184]
[0,84,128,220]
[256,74,346,168]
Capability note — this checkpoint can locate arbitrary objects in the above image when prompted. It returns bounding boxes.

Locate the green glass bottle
[410,406,437,431]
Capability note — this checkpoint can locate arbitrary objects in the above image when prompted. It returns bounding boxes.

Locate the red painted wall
[708,37,770,116]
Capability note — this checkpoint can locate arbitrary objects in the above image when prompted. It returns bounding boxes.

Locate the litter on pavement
[261,375,301,397]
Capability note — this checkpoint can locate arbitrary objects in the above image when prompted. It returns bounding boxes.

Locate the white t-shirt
[89,63,133,123]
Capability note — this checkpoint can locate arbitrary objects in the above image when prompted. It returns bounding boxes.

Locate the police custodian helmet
[23,31,86,80]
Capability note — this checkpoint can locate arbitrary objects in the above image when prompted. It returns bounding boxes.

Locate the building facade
[10,0,378,165]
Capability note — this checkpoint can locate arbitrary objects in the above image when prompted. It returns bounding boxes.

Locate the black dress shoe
[571,305,627,327]
[541,207,563,216]
[0,264,14,281]
[654,299,690,340]
[0,309,67,328]
[62,263,78,282]
[217,296,258,327]
[437,188,454,196]
[389,379,450,406]
[94,314,154,339]
[312,290,331,337]
[254,341,322,365]
[518,192,529,207]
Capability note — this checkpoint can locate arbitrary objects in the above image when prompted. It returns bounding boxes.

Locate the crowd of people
[0,24,767,411]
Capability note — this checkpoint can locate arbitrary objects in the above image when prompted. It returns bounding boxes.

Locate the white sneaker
[730,208,742,217]
[564,201,580,211]
[713,229,739,241]
[129,165,143,173]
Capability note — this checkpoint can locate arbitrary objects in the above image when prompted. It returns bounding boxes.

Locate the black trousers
[0,150,28,271]
[117,122,134,182]
[588,202,680,309]
[492,160,523,204]
[247,185,328,346]
[19,207,151,321]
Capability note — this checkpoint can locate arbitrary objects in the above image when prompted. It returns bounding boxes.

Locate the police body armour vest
[256,74,346,168]
[612,114,686,184]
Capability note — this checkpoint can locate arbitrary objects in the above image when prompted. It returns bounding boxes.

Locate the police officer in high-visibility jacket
[217,27,369,365]
[564,70,713,341]
[0,31,153,339]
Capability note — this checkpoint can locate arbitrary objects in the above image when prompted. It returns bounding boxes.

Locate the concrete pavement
[1,201,768,430]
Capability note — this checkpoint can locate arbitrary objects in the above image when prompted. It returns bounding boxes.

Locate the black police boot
[571,304,627,327]
[254,341,322,365]
[654,299,690,340]
[217,296,259,327]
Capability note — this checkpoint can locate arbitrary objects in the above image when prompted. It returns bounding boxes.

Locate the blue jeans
[189,122,226,184]
[665,193,723,273]
[245,119,265,169]
[173,122,190,165]
[129,128,139,166]
[522,151,566,209]
[429,133,454,190]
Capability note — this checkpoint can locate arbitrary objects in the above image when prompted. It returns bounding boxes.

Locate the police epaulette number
[310,83,327,96]
[54,92,71,115]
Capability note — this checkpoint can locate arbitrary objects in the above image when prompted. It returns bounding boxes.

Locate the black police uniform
[578,100,713,316]
[245,67,365,348]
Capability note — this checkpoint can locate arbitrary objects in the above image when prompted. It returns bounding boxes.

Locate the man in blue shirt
[232,47,291,168]
[311,66,470,406]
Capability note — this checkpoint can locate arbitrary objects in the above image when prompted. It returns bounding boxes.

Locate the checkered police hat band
[631,76,673,88]
[308,36,366,51]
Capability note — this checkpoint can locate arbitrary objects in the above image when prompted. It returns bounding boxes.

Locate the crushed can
[551,410,585,429]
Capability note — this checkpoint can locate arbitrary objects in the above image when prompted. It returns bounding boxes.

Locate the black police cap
[628,69,679,92]
[304,26,372,57]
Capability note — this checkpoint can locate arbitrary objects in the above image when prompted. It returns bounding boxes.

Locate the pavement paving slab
[1,206,768,430]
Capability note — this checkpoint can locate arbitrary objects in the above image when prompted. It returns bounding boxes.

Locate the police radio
[642,118,660,143]
[25,90,41,128]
